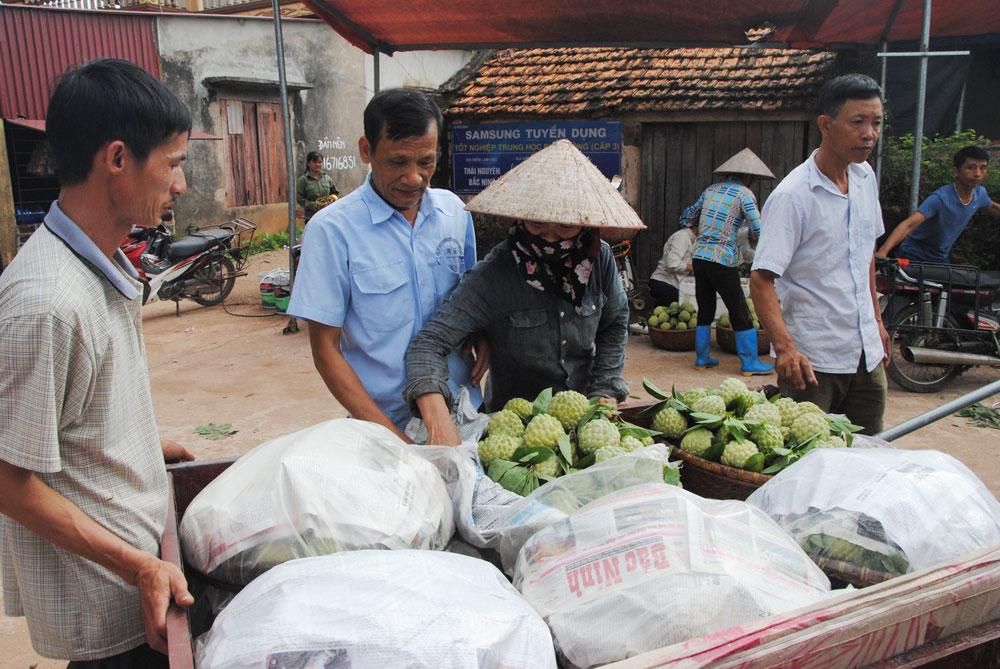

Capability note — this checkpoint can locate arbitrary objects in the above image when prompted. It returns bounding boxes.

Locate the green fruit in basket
[744,401,781,427]
[533,456,561,477]
[647,315,660,327]
[790,412,831,444]
[681,302,695,313]
[678,310,691,322]
[691,394,726,416]
[776,397,803,427]
[718,377,750,407]
[620,435,645,452]
[676,321,688,331]
[797,401,825,416]
[478,434,522,465]
[721,439,759,468]
[681,387,709,406]
[751,424,784,454]
[668,301,680,313]
[653,407,687,439]
[815,435,846,449]
[488,410,525,437]
[679,428,713,456]
[548,390,590,430]
[578,418,620,454]
[688,318,698,328]
[504,397,534,421]
[523,414,565,450]
[595,445,629,463]
[660,321,672,331]
[654,306,668,317]
[641,435,655,446]
[718,314,731,329]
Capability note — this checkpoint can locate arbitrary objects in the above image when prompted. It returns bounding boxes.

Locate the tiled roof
[445,47,836,118]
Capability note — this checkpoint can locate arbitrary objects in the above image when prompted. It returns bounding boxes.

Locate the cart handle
[876,378,1000,442]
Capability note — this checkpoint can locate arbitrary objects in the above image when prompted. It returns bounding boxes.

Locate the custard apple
[751,423,784,454]
[776,397,803,427]
[641,435,655,446]
[744,402,781,427]
[523,414,565,450]
[815,435,846,449]
[488,410,525,437]
[797,401,826,416]
[718,377,750,407]
[578,419,621,454]
[691,394,727,416]
[790,412,831,444]
[652,407,687,439]
[533,456,560,477]
[679,428,714,456]
[547,390,590,430]
[478,434,521,465]
[720,439,759,468]
[503,397,534,421]
[595,445,629,463]
[620,435,645,452]
[681,387,710,406]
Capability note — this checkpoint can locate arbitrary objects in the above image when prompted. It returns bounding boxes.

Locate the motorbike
[120,214,256,312]
[876,257,1000,392]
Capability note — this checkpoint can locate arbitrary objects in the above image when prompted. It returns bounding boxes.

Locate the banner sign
[451,120,622,194]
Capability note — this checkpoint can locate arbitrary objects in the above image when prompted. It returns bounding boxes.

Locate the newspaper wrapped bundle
[747,448,1000,586]
[179,419,454,584]
[195,550,557,669]
[513,482,830,668]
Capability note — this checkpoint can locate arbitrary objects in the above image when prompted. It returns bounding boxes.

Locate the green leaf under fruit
[701,441,725,462]
[642,377,670,401]
[512,445,555,466]
[557,433,575,465]
[744,453,766,472]
[532,387,552,416]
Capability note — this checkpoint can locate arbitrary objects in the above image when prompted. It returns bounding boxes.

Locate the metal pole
[908,0,932,213]
[373,49,380,94]
[876,379,1000,442]
[272,0,297,284]
[956,80,966,133]
[876,40,888,187]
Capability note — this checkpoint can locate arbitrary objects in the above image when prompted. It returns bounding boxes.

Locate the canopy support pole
[876,39,888,187]
[373,49,380,93]
[908,0,932,213]
[272,0,298,286]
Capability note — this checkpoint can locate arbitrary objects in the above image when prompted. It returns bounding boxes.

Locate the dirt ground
[4,248,1000,668]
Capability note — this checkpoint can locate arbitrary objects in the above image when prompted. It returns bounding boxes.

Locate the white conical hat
[714,148,775,179]
[465,139,646,230]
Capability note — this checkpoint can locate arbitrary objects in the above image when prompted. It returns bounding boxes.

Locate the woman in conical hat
[404,140,644,446]
[684,148,776,376]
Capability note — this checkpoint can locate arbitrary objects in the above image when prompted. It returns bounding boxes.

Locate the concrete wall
[365,50,475,101]
[157,14,368,232]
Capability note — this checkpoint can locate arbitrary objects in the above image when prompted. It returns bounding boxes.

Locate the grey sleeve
[586,244,630,401]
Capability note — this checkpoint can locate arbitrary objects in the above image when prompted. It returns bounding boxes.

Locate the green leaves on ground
[194,422,237,440]
[957,403,1000,430]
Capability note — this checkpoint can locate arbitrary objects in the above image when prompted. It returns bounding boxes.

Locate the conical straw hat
[713,148,775,179]
[465,140,646,230]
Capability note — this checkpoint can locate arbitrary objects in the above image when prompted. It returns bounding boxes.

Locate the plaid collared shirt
[0,207,168,660]
[682,180,762,268]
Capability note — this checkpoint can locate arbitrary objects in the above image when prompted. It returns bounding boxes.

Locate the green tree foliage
[880,131,1000,270]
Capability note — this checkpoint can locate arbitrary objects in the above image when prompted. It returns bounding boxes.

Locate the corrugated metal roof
[0,5,160,120]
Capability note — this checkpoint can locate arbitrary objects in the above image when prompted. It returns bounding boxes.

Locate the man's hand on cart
[162,438,195,463]
[133,554,194,653]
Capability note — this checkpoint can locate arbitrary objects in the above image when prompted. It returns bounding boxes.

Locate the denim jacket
[404,238,629,413]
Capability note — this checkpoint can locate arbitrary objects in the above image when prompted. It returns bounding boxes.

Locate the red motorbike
[120,214,255,311]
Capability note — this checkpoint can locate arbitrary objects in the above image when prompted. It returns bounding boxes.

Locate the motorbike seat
[898,264,1000,291]
[166,228,231,260]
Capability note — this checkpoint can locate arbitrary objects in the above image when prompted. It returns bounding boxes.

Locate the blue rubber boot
[694,325,719,370]
[735,328,774,376]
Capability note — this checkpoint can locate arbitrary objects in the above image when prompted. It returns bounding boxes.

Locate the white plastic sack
[405,386,490,444]
[180,419,453,584]
[425,443,680,573]
[195,550,557,669]
[514,482,831,669]
[746,448,1000,579]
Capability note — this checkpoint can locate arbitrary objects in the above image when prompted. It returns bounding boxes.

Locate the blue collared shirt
[753,151,885,374]
[288,174,481,430]
[682,180,762,268]
[44,201,142,299]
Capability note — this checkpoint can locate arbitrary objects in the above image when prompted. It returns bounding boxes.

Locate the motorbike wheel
[886,304,964,393]
[188,256,236,307]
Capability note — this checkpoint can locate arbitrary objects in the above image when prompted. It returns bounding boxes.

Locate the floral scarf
[509,223,601,313]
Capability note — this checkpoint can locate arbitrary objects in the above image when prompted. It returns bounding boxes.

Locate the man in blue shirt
[878,146,1000,263]
[288,89,483,441]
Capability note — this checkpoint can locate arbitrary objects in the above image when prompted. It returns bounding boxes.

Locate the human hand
[878,321,890,367]
[425,416,462,446]
[597,397,617,407]
[466,335,491,386]
[875,249,888,259]
[161,439,195,463]
[775,347,817,391]
[134,556,193,654]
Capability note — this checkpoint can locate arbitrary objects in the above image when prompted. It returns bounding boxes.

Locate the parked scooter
[120,213,256,312]
[876,257,1000,392]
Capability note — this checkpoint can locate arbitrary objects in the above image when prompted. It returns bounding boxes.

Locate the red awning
[3,118,220,140]
[302,0,1000,54]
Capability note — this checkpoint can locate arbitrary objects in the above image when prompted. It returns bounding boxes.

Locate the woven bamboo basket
[715,324,771,355]
[669,447,772,500]
[648,327,696,351]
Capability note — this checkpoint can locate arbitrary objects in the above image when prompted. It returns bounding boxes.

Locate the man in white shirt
[750,74,890,434]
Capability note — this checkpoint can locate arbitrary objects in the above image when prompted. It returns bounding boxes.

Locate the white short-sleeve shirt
[752,152,885,374]
[0,205,168,660]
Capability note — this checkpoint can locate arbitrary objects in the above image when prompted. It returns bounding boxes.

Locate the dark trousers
[67,643,168,669]
[778,353,888,435]
[648,278,679,306]
[692,259,752,330]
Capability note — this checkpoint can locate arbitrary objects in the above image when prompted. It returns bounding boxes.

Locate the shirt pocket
[351,261,413,333]
[506,308,556,363]
[431,236,466,297]
[574,294,603,355]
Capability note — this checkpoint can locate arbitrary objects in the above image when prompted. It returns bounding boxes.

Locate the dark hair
[954,145,990,168]
[306,151,323,164]
[363,88,442,152]
[46,58,192,186]
[816,74,882,118]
